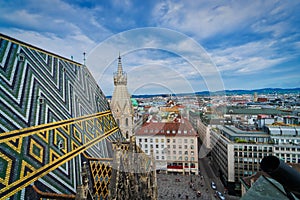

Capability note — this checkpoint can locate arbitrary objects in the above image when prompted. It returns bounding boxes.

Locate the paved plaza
[156,148,241,200]
[157,173,214,200]
[157,172,240,200]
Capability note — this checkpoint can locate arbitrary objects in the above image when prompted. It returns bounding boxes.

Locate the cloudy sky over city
[0,0,299,95]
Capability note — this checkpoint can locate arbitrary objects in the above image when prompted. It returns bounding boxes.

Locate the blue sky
[0,0,299,95]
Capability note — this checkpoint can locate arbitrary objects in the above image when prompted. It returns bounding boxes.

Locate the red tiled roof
[135,119,197,137]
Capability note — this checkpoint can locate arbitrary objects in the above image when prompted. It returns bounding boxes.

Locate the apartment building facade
[210,126,273,195]
[135,118,198,174]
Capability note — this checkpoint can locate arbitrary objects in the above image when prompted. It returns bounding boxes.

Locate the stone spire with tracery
[114,54,127,86]
[111,54,134,140]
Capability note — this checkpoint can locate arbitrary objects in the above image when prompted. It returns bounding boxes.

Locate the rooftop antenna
[83,52,86,65]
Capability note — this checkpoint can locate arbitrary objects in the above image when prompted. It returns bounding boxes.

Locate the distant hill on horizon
[106,87,300,99]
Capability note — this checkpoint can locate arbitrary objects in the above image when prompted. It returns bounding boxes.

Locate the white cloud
[209,40,289,74]
[152,1,277,40]
[0,28,95,63]
[1,0,298,93]
[0,0,114,63]
[87,28,224,95]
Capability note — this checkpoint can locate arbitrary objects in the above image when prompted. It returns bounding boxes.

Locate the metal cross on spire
[83,52,86,65]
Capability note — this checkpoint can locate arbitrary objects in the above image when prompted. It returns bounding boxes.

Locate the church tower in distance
[110,54,134,140]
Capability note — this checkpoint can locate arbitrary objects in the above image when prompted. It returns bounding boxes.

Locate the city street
[199,157,225,198]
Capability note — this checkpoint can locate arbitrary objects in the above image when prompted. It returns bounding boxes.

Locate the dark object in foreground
[260,156,300,199]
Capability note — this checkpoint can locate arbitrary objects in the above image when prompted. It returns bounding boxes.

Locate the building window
[173,151,176,154]
[173,139,176,143]
[173,145,176,148]
[172,130,176,134]
[167,139,170,143]
[190,139,194,143]
[126,118,128,126]
[145,138,148,142]
[184,139,188,143]
[191,145,194,149]
[156,138,159,143]
[161,139,164,143]
[150,138,153,143]
[156,144,159,148]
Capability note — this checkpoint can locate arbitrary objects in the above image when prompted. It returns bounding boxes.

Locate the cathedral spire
[111,53,134,140]
[117,53,123,75]
[114,54,127,86]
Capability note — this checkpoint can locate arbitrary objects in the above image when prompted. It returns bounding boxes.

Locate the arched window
[126,131,129,139]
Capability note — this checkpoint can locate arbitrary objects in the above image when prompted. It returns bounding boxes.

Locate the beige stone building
[135,118,198,174]
[110,55,134,140]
